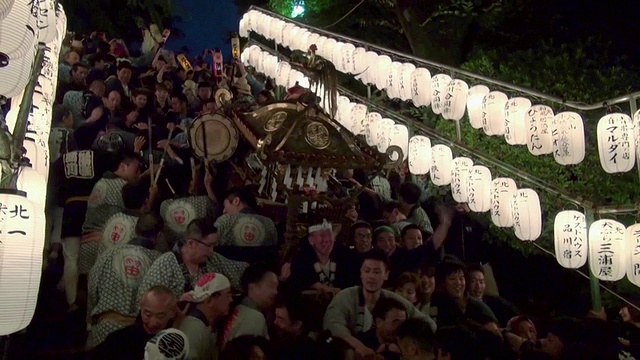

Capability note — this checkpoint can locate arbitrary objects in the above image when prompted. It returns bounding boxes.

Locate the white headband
[308,219,332,234]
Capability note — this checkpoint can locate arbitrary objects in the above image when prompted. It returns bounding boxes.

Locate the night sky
[166,0,241,58]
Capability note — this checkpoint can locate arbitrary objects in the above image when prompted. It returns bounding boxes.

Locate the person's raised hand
[133,136,146,153]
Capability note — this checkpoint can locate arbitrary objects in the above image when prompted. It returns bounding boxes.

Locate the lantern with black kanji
[386,62,403,99]
[467,85,490,129]
[442,79,469,121]
[365,112,382,147]
[510,189,542,241]
[551,112,585,165]
[408,135,432,175]
[389,124,409,161]
[374,55,392,91]
[589,219,627,281]
[430,144,453,186]
[451,157,474,203]
[466,165,492,212]
[482,91,509,136]
[410,68,432,107]
[504,97,532,145]
[553,210,587,269]
[597,114,635,174]
[625,224,640,287]
[430,74,452,115]
[490,178,517,227]
[526,105,554,156]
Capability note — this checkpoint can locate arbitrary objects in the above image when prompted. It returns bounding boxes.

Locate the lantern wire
[530,242,640,312]
[321,0,365,29]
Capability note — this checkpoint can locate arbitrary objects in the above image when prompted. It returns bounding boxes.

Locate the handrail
[247,6,640,112]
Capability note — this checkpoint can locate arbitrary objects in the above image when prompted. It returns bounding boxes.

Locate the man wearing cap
[288,219,356,295]
[179,272,233,360]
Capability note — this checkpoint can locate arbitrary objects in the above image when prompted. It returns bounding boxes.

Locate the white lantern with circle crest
[374,55,392,91]
[482,91,509,136]
[0,0,15,21]
[430,144,453,186]
[350,104,368,135]
[365,112,382,146]
[597,114,635,174]
[389,124,409,161]
[410,68,432,107]
[490,178,517,227]
[38,0,58,44]
[510,189,542,241]
[442,79,469,121]
[451,157,474,203]
[551,111,585,165]
[17,165,47,207]
[0,190,44,336]
[375,118,395,153]
[553,210,588,269]
[525,105,554,156]
[466,165,492,212]
[589,219,627,281]
[408,135,432,175]
[0,49,35,98]
[504,97,532,145]
[625,224,640,287]
[0,0,38,60]
[430,74,452,115]
[467,85,490,129]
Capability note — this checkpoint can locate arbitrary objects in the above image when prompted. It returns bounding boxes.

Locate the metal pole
[455,120,462,142]
[594,203,640,215]
[630,97,640,184]
[9,45,46,187]
[584,207,602,310]
[247,6,640,112]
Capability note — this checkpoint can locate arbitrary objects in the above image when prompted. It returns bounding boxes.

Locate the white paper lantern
[17,165,47,207]
[37,0,57,44]
[510,189,542,241]
[625,224,640,287]
[442,79,469,121]
[275,61,291,86]
[504,97,532,145]
[375,118,395,153]
[321,38,337,60]
[597,114,635,174]
[269,19,285,43]
[362,51,379,85]
[386,62,403,99]
[239,16,249,38]
[410,68,432,107]
[451,157,474,203]
[374,55,392,91]
[0,190,41,335]
[247,10,260,32]
[481,91,509,136]
[23,136,49,178]
[258,16,273,41]
[467,85,490,129]
[280,23,295,48]
[0,49,35,98]
[331,42,344,70]
[339,43,356,74]
[0,0,38,60]
[352,47,367,80]
[589,219,627,281]
[297,30,311,53]
[490,178,517,227]
[398,63,415,101]
[553,210,587,269]
[551,111,585,165]
[365,112,382,146]
[350,104,368,135]
[466,165,492,212]
[525,105,554,156]
[430,74,452,115]
[389,124,409,161]
[430,144,453,186]
[633,110,640,163]
[307,33,321,51]
[0,0,15,21]
[336,96,354,129]
[408,135,432,175]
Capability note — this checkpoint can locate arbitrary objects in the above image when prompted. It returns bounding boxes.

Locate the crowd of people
[12,21,640,360]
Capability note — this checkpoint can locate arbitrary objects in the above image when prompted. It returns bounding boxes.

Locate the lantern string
[530,242,640,312]
[321,0,365,29]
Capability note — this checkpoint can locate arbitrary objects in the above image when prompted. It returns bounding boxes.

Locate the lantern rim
[0,189,27,197]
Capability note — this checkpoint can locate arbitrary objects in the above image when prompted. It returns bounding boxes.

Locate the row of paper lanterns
[0,0,66,335]
[239,9,640,175]
[242,45,543,242]
[242,41,640,289]
[554,211,640,287]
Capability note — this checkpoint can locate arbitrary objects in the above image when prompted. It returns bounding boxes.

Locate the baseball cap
[144,328,189,360]
[189,273,231,303]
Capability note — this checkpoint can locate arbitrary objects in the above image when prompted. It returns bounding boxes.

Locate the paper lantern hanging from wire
[589,219,627,281]
[510,189,542,241]
[597,114,635,174]
[490,177,517,227]
[408,135,432,175]
[374,55,392,91]
[410,68,432,107]
[525,105,554,156]
[504,97,532,145]
[16,164,47,208]
[365,112,383,147]
[386,62,403,99]
[430,144,453,186]
[466,165,492,212]
[0,49,35,98]
[0,0,38,60]
[442,79,469,121]
[430,74,452,115]
[340,43,356,74]
[239,16,249,37]
[451,157,474,203]
[331,42,345,70]
[553,210,588,269]
[37,0,58,44]
[551,111,585,165]
[336,96,355,131]
[466,85,490,129]
[361,51,379,85]
[482,91,509,136]
[399,63,415,101]
[349,104,367,135]
[375,118,395,153]
[321,38,337,60]
[0,0,15,21]
[23,136,49,178]
[625,224,640,287]
[352,47,368,81]
[0,190,41,336]
[389,124,409,161]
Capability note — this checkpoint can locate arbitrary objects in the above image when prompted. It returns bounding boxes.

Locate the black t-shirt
[51,149,116,206]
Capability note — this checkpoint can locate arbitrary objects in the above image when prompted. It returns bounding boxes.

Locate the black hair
[170,92,188,104]
[220,335,272,360]
[275,292,307,325]
[349,221,371,240]
[400,223,422,239]
[185,218,218,241]
[72,62,89,72]
[382,200,401,214]
[117,61,132,71]
[240,263,274,294]
[198,81,212,89]
[398,182,422,205]
[361,249,391,270]
[436,258,467,283]
[225,187,257,210]
[122,181,149,210]
[52,104,72,126]
[371,296,406,321]
[88,52,105,67]
[396,318,436,354]
[135,213,164,238]
[73,124,99,150]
